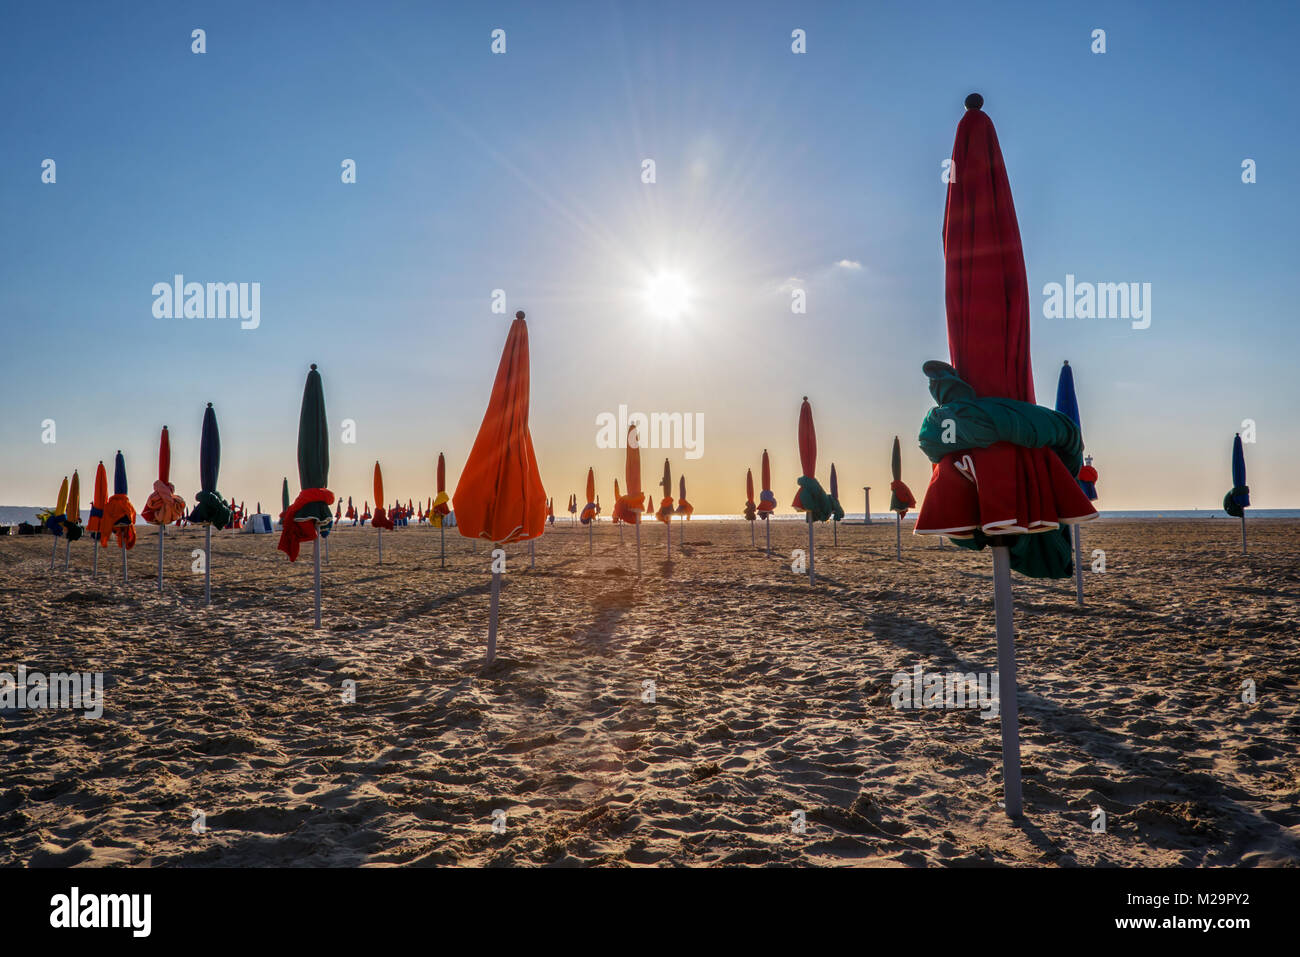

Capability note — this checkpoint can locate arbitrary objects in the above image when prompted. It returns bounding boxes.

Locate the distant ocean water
[2,506,1298,527]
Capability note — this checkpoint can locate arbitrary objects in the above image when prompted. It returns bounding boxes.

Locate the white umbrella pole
[765,518,771,557]
[529,538,535,569]
[92,539,98,578]
[666,517,671,562]
[895,512,902,560]
[619,523,623,544]
[157,524,164,591]
[1240,514,1247,556]
[1073,525,1084,605]
[833,518,838,547]
[324,531,329,564]
[487,569,501,664]
[204,525,212,606]
[49,535,58,571]
[991,545,1023,818]
[120,538,127,582]
[807,513,815,585]
[588,521,592,556]
[313,535,322,629]
[64,538,71,571]
[377,528,382,565]
[635,519,642,576]
[440,524,445,568]
[750,521,754,547]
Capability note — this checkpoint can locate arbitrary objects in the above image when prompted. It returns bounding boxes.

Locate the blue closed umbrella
[1225,433,1250,555]
[114,451,128,496]
[1054,361,1096,499]
[200,403,220,494]
[1053,361,1093,604]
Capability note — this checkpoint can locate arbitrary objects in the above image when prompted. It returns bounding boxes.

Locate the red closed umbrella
[452,312,546,662]
[915,94,1097,818]
[915,95,1095,548]
[141,426,186,591]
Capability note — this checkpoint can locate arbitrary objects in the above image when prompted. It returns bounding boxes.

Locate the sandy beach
[1,517,1296,867]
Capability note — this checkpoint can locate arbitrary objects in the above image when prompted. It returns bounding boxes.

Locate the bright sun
[643,271,691,320]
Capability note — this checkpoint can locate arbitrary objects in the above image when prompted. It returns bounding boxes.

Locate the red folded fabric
[890,479,917,513]
[1077,465,1098,483]
[277,488,335,562]
[371,506,395,530]
[916,443,1095,538]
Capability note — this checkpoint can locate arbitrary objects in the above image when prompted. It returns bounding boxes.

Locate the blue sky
[2,0,1297,512]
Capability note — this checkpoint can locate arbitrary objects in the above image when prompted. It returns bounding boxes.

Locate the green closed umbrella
[276,364,333,627]
[297,365,331,523]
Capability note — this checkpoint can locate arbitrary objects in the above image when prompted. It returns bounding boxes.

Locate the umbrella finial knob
[310,363,317,370]
[207,402,213,408]
[965,92,983,111]
[516,310,525,320]
[802,395,808,402]
[1063,359,1069,366]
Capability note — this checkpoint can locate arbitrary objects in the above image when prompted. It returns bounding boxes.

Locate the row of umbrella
[40,403,234,602]
[29,97,1256,831]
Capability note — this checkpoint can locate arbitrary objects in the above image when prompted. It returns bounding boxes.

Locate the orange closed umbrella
[580,467,597,554]
[452,311,546,663]
[372,461,393,560]
[611,426,645,575]
[744,468,756,547]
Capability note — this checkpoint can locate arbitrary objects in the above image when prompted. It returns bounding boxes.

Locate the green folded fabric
[917,361,1083,580]
[190,489,234,530]
[796,476,842,523]
[1223,486,1250,518]
[918,361,1083,473]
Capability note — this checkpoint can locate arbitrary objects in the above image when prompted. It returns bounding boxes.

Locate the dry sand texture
[1,517,1297,866]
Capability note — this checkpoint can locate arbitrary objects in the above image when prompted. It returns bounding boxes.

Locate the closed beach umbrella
[102,450,137,583]
[889,436,917,560]
[829,463,842,546]
[88,461,107,577]
[676,475,693,520]
[791,398,840,584]
[277,364,335,629]
[744,468,756,546]
[188,403,232,605]
[1054,362,1095,602]
[40,475,69,570]
[579,467,597,555]
[62,470,82,568]
[757,448,776,556]
[281,478,290,523]
[372,461,393,562]
[656,459,674,562]
[141,426,187,590]
[612,425,645,574]
[1224,433,1250,554]
[913,94,1097,817]
[452,312,546,662]
[433,452,451,567]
